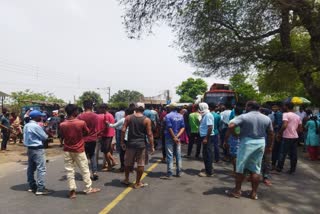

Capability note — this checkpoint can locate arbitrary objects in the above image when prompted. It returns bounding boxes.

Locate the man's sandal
[225,190,241,198]
[86,188,101,194]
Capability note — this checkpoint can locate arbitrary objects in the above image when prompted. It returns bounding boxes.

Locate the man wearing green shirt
[186,105,202,158]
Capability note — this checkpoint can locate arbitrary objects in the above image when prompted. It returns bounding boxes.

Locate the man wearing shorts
[121,103,154,189]
[97,103,116,171]
[226,101,274,200]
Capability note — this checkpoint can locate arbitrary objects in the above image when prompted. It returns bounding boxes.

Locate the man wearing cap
[121,102,154,189]
[161,103,185,179]
[23,110,51,195]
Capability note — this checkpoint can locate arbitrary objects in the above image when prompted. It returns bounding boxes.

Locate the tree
[77,91,103,107]
[109,90,144,104]
[229,74,260,104]
[9,89,65,113]
[176,78,207,103]
[119,0,320,101]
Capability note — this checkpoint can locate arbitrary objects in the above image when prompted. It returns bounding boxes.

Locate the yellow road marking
[99,160,161,214]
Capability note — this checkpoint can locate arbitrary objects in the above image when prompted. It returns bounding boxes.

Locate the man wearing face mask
[198,103,215,177]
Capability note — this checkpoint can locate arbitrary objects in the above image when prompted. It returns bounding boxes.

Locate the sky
[0,0,227,103]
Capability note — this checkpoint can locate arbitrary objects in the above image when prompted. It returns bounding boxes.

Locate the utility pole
[107,87,111,101]
[97,87,111,102]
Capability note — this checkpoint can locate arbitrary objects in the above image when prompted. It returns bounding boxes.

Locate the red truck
[203,83,237,108]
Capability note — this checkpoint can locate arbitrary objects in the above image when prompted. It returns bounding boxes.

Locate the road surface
[0,145,319,214]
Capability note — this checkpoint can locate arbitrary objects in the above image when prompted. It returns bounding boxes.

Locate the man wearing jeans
[23,110,50,195]
[115,107,125,152]
[161,104,185,179]
[198,103,215,177]
[277,102,302,174]
[78,100,99,180]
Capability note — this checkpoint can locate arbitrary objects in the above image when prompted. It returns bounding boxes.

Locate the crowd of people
[0,99,319,200]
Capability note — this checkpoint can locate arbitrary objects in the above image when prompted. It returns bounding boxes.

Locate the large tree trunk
[298,71,320,102]
[279,0,320,103]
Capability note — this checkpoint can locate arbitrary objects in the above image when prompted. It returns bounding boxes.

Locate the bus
[203,83,237,108]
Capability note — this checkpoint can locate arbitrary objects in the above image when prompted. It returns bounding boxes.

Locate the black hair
[125,108,134,116]
[284,102,294,110]
[310,115,319,135]
[246,101,260,111]
[83,100,93,110]
[99,103,109,110]
[135,106,144,113]
[65,104,78,116]
[234,106,243,116]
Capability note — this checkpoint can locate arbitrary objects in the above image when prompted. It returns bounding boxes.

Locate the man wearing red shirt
[78,100,99,180]
[60,104,100,199]
[97,103,116,171]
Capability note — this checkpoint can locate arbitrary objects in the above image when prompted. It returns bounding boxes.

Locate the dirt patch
[0,139,63,165]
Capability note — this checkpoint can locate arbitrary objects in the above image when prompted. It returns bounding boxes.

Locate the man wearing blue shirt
[23,110,50,195]
[161,103,185,179]
[199,103,215,177]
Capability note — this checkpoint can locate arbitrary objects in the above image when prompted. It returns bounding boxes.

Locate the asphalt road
[0,144,319,214]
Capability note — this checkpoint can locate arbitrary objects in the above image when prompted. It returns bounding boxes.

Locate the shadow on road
[104,179,127,188]
[10,183,29,192]
[59,172,83,181]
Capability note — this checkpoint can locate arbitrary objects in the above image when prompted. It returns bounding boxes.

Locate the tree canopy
[176,78,208,103]
[119,0,320,102]
[77,91,103,107]
[9,89,65,113]
[229,74,260,103]
[109,90,144,104]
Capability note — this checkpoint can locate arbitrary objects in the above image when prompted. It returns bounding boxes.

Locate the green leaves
[77,91,103,107]
[9,89,65,113]
[176,78,208,102]
[109,90,144,104]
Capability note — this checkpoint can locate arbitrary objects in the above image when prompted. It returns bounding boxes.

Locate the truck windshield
[204,92,236,106]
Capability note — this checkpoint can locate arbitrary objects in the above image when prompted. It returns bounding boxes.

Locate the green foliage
[77,91,103,107]
[9,89,65,113]
[176,78,208,103]
[108,102,129,110]
[119,0,320,102]
[229,74,260,103]
[109,90,143,104]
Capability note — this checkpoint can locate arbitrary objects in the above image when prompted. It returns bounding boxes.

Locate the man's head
[219,104,226,112]
[99,103,109,113]
[234,106,243,116]
[65,104,79,117]
[83,100,94,111]
[2,107,8,115]
[208,103,216,112]
[198,102,209,115]
[125,108,134,116]
[283,102,294,112]
[29,110,46,122]
[135,102,145,113]
[167,103,178,112]
[271,105,279,112]
[245,101,260,112]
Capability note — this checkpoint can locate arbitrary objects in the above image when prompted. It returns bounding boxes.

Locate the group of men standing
[22,101,156,198]
[20,98,304,200]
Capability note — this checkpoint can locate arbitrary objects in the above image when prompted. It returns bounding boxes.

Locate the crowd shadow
[59,172,83,181]
[104,179,126,188]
